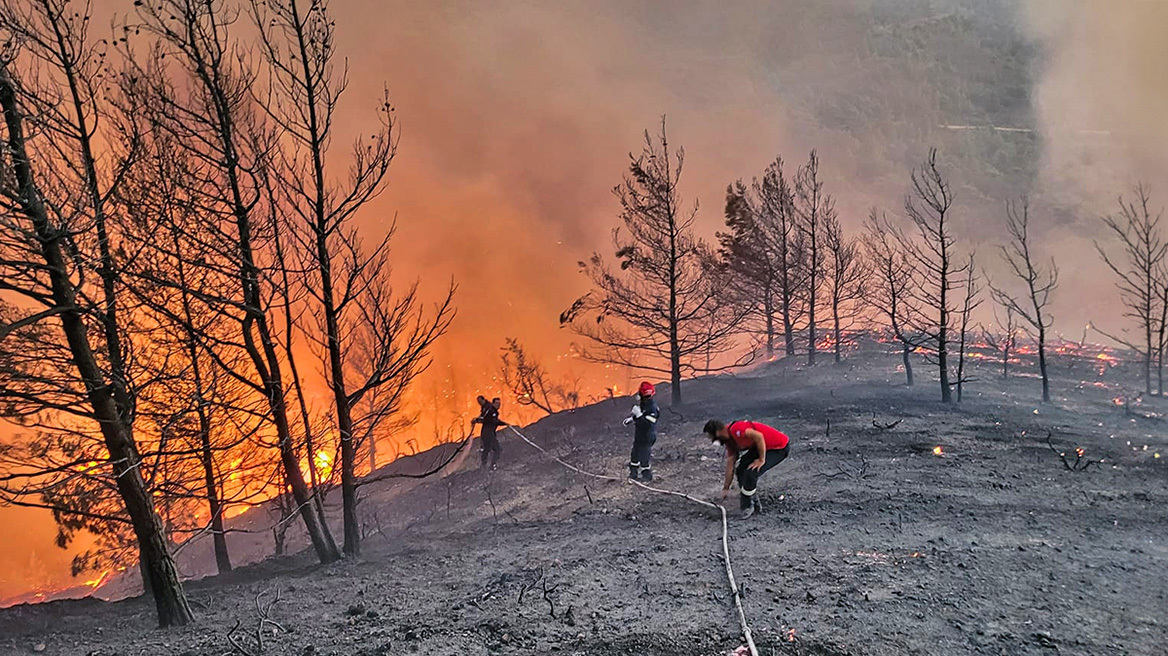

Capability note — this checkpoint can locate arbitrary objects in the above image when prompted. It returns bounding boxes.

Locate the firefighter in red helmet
[623,381,661,481]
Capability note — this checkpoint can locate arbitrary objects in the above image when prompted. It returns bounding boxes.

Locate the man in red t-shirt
[703,419,790,518]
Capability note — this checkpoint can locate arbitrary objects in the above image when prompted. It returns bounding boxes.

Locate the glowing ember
[932,446,944,456]
[787,628,797,642]
[1075,447,1085,458]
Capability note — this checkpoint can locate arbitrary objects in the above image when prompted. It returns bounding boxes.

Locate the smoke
[324,0,869,419]
[1019,0,1168,338]
[1024,0,1168,210]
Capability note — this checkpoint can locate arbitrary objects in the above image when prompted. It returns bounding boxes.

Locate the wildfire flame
[315,450,334,478]
[932,446,943,456]
[83,569,111,589]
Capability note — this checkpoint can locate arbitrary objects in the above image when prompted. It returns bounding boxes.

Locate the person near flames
[623,382,661,481]
[703,419,790,518]
[471,395,508,470]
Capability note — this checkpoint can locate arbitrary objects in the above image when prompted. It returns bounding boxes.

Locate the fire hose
[507,426,759,656]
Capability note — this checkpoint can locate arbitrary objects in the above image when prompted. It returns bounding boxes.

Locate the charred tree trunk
[1003,340,1011,380]
[939,284,952,401]
[0,69,193,626]
[902,342,914,386]
[782,292,796,357]
[763,283,775,358]
[808,258,818,366]
[832,294,842,363]
[197,404,232,574]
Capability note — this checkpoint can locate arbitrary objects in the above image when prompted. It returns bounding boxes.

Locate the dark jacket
[631,395,660,441]
[473,404,506,437]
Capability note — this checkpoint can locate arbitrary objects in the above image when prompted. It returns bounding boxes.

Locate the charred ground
[2,345,1166,656]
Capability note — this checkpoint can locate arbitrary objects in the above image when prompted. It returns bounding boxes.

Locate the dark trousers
[480,433,501,468]
[630,434,656,472]
[736,446,788,509]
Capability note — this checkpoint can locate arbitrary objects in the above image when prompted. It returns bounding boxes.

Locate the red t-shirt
[727,421,789,452]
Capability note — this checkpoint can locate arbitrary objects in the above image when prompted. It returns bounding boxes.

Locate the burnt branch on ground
[1043,431,1101,472]
[871,413,903,431]
[517,566,545,606]
[817,453,873,481]
[226,588,285,655]
[541,575,561,619]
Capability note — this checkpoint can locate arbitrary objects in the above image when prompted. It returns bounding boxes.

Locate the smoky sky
[4,0,1167,601]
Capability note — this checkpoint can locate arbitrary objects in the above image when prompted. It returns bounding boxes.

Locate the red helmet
[638,381,655,397]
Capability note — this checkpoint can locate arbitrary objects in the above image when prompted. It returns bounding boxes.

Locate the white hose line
[508,426,760,656]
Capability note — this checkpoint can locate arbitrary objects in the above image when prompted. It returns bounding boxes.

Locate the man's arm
[747,429,767,470]
[722,449,736,498]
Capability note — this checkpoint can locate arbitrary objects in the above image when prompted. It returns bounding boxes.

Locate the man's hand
[721,488,730,501]
[748,459,764,471]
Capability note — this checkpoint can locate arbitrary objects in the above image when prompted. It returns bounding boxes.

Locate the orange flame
[932,446,943,456]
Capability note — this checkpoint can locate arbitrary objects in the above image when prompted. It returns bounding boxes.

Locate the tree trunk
[197,406,232,574]
[317,238,361,556]
[938,316,951,402]
[763,289,775,358]
[265,364,341,563]
[782,292,796,356]
[1,69,193,627]
[832,296,842,363]
[902,342,914,386]
[808,265,817,366]
[670,336,682,405]
[1038,332,1050,403]
[938,247,952,403]
[1145,311,1153,395]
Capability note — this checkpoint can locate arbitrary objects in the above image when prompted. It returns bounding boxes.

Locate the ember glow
[933,446,944,456]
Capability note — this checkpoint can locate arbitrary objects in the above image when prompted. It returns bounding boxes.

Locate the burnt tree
[794,151,833,366]
[863,209,920,386]
[562,118,749,405]
[134,0,342,563]
[756,158,806,357]
[251,0,452,557]
[981,306,1020,380]
[955,254,982,403]
[719,181,780,357]
[500,338,580,415]
[988,198,1058,401]
[0,0,192,626]
[823,211,868,362]
[718,156,805,359]
[1095,185,1165,396]
[902,149,966,403]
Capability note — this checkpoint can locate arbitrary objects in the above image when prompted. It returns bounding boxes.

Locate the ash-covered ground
[2,346,1166,656]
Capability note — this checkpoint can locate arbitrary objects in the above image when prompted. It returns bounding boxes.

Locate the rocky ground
[2,346,1166,655]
